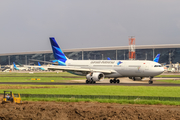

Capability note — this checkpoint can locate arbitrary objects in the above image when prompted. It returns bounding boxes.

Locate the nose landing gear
[149,77,154,84]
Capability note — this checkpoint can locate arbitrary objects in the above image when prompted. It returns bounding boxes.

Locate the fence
[17,94,180,102]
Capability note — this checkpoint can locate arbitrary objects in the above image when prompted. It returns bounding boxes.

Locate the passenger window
[154,65,161,67]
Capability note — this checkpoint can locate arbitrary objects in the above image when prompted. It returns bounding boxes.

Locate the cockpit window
[154,65,162,67]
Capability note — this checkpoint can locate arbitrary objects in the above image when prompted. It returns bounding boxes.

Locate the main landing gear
[110,78,120,84]
[86,79,96,84]
[148,77,153,84]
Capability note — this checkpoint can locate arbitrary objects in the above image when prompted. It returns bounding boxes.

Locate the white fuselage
[65,60,164,78]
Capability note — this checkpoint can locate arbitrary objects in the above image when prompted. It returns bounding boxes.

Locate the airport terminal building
[0,44,180,66]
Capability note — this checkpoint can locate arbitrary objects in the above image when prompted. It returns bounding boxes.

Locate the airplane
[38,62,46,71]
[47,37,164,84]
[13,62,28,71]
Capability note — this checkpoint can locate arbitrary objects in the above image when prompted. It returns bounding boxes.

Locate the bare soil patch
[0,101,180,120]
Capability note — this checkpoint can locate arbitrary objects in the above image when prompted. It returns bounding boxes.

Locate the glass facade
[0,47,180,65]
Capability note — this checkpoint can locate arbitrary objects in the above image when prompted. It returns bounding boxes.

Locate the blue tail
[153,54,160,62]
[13,62,17,68]
[107,57,111,60]
[49,37,67,66]
[38,62,41,66]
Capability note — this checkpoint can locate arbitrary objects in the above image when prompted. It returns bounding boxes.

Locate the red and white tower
[129,36,136,60]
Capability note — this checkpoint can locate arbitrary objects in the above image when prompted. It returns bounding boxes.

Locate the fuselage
[65,60,164,78]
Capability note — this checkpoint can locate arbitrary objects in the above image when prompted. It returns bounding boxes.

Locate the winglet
[154,54,160,63]
[49,37,67,63]
[107,57,111,60]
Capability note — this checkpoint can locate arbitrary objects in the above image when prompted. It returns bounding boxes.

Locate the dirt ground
[0,101,180,120]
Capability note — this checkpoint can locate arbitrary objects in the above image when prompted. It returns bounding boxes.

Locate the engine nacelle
[130,77,144,81]
[86,72,104,81]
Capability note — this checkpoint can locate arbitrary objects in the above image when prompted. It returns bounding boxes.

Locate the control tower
[129,36,136,60]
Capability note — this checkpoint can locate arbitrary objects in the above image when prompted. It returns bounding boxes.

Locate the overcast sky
[0,0,180,54]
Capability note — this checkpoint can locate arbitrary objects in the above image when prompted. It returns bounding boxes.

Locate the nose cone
[159,67,164,74]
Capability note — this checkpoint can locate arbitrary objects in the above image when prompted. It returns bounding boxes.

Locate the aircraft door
[144,63,149,70]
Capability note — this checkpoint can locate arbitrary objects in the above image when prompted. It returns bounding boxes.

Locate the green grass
[1,85,180,97]
[155,75,180,78]
[21,97,180,105]
[0,72,82,77]
[0,77,85,82]
[0,72,85,82]
[157,79,180,84]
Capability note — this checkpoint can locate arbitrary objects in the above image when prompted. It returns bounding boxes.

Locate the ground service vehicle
[2,91,22,104]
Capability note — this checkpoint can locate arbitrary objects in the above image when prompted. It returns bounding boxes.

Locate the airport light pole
[102,54,103,60]
[8,56,10,65]
[82,51,84,60]
[169,53,172,70]
[116,50,117,60]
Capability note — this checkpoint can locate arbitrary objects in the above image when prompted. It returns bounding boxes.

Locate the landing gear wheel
[93,81,96,84]
[132,77,136,81]
[86,80,89,84]
[113,79,117,83]
[110,79,113,83]
[117,79,120,83]
[149,80,153,84]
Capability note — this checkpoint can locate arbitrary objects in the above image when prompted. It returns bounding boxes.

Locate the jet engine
[86,72,104,81]
[130,77,144,81]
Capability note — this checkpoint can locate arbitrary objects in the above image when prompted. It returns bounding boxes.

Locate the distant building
[0,44,180,65]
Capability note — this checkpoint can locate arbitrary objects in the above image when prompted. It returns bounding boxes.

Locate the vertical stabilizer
[38,62,41,66]
[107,57,111,60]
[154,54,160,63]
[13,62,17,68]
[49,37,67,63]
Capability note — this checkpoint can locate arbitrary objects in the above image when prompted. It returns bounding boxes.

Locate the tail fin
[13,62,17,68]
[38,62,41,66]
[49,37,67,63]
[13,62,17,69]
[153,54,160,63]
[107,57,111,60]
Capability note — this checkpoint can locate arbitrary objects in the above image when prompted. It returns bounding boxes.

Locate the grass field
[1,85,180,97]
[0,72,85,82]
[157,79,180,84]
[155,75,180,78]
[1,72,180,105]
[21,97,180,105]
[0,77,85,82]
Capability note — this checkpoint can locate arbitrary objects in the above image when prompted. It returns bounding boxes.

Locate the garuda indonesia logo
[117,61,123,65]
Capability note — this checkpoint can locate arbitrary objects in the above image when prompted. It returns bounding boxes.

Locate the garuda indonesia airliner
[48,37,164,84]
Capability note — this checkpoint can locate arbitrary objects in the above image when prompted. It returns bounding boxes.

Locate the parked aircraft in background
[47,37,164,84]
[13,62,28,71]
[38,62,47,71]
[153,54,160,63]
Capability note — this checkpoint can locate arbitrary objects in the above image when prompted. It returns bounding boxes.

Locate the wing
[47,66,116,74]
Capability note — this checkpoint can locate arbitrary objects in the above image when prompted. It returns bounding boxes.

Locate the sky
[0,0,180,54]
